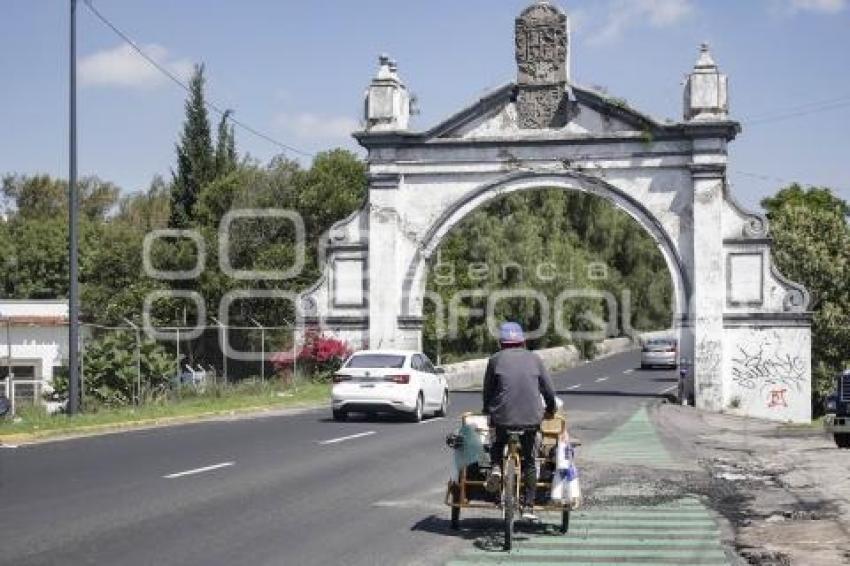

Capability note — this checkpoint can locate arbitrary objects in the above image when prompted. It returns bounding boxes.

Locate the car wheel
[436,390,448,417]
[408,393,424,423]
[332,409,347,422]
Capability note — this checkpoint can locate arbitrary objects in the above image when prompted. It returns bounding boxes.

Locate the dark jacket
[482,348,557,427]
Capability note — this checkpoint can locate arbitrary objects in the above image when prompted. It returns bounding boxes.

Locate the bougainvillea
[273,329,352,382]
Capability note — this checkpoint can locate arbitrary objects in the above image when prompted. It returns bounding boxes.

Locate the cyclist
[483,322,557,520]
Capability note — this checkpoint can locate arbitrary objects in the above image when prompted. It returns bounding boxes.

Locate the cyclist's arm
[482,357,495,415]
[538,358,557,415]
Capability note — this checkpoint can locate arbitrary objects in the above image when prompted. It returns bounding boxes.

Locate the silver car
[640,338,678,369]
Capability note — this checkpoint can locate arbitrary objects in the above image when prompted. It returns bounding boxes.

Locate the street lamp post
[68,0,81,415]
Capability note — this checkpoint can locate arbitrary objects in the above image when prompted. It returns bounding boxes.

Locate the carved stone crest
[515,2,572,129]
[517,85,569,129]
[515,2,568,86]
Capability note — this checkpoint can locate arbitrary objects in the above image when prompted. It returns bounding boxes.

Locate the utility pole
[68,0,81,415]
[249,318,265,383]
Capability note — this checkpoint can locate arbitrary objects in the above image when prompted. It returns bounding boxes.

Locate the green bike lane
[445,406,735,566]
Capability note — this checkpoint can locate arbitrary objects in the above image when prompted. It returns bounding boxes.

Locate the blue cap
[499,322,525,344]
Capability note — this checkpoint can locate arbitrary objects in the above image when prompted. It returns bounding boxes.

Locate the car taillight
[333,375,351,384]
[384,374,410,384]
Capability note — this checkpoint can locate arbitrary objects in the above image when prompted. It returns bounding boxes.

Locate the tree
[1,174,119,221]
[214,110,238,178]
[170,64,215,228]
[762,184,850,407]
[423,188,674,362]
[295,149,367,243]
[116,176,171,231]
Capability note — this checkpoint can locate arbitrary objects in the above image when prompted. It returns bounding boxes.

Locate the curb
[0,401,327,447]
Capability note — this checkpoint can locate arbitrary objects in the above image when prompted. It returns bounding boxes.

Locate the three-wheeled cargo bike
[445,411,580,550]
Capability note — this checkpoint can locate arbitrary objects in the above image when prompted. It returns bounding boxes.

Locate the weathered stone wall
[443,336,637,392]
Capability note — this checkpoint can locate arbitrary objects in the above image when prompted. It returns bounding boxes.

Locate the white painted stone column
[691,164,726,411]
[367,174,402,350]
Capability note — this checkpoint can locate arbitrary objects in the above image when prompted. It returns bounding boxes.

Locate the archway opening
[421,187,677,365]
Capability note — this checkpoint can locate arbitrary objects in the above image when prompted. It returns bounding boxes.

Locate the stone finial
[684,43,729,122]
[364,54,411,132]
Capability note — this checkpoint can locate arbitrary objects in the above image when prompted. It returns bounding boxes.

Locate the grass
[0,380,330,442]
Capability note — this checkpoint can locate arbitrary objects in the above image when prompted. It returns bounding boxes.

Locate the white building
[0,300,70,404]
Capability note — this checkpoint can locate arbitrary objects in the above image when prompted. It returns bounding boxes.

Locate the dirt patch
[653,404,850,566]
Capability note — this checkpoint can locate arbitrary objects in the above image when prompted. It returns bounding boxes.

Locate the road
[0,351,685,566]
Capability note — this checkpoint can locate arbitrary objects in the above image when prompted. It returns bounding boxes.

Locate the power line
[79,1,847,190]
[81,0,314,159]
[743,96,850,126]
[732,169,848,194]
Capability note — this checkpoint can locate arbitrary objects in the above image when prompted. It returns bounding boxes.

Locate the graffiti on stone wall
[767,388,789,408]
[696,339,722,375]
[731,342,805,408]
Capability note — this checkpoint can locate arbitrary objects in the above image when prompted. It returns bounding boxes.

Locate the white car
[331,350,449,422]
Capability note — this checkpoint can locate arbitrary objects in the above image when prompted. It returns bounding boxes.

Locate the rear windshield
[346,354,407,369]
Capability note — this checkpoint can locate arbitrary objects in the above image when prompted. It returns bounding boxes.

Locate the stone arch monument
[299,1,813,423]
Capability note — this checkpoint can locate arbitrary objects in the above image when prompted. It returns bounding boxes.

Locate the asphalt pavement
[0,350,681,566]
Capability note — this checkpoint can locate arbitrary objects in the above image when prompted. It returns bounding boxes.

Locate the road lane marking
[624,369,635,374]
[567,384,581,390]
[163,461,234,479]
[595,377,609,383]
[419,417,445,425]
[660,384,679,394]
[317,431,376,445]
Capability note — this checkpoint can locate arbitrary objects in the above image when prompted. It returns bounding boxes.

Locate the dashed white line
[318,431,376,445]
[595,377,609,383]
[419,417,445,425]
[624,369,635,374]
[163,461,234,479]
[566,384,582,390]
[1,444,19,449]
[659,384,679,394]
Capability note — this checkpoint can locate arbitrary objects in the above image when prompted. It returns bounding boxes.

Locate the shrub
[51,332,174,408]
[273,330,352,383]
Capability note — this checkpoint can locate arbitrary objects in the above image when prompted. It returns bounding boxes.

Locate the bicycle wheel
[450,483,461,530]
[503,458,517,551]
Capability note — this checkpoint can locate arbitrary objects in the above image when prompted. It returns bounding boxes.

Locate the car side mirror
[435,367,446,375]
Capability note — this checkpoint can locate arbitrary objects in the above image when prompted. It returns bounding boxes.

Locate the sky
[1,0,848,212]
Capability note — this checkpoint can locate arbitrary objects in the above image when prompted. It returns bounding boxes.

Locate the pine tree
[170,64,214,228]
[214,110,238,177]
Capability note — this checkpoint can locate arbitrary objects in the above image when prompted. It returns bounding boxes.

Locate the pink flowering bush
[273,329,352,383]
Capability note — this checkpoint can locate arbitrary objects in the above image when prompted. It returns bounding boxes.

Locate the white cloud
[79,43,193,89]
[274,112,359,141]
[590,0,695,45]
[788,0,847,13]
